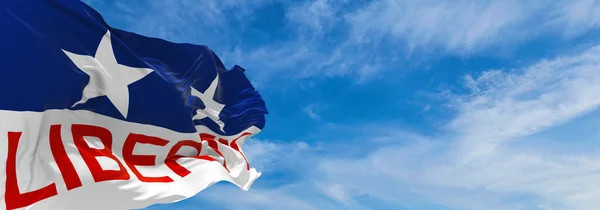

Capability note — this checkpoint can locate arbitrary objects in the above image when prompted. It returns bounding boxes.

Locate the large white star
[62,30,153,118]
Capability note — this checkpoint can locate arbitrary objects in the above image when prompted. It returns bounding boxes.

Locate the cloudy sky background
[84,0,600,209]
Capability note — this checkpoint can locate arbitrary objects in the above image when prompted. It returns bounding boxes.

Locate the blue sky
[83,0,600,209]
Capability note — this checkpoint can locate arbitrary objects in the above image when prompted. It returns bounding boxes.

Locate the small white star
[62,30,153,118]
[191,75,225,131]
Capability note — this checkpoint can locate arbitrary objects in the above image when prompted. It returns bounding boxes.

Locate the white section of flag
[0,109,261,210]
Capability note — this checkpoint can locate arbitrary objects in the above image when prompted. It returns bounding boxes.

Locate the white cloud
[243,138,320,172]
[450,46,600,160]
[346,0,600,54]
[286,0,338,33]
[303,103,328,121]
[347,0,528,53]
[554,0,600,37]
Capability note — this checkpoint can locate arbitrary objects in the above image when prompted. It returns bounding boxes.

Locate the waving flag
[0,1,268,209]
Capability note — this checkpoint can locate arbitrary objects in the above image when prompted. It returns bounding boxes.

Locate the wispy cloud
[243,138,322,176]
[304,105,321,121]
[286,0,339,34]
[346,0,600,54]
[450,45,600,160]
[302,103,330,121]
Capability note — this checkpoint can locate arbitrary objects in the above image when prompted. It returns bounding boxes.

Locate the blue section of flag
[0,0,268,135]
